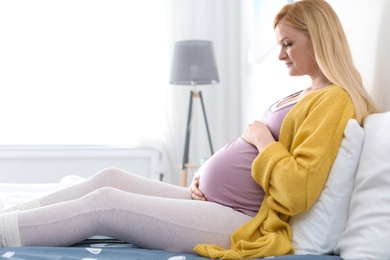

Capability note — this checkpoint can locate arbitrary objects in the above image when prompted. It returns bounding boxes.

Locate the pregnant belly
[198,137,265,217]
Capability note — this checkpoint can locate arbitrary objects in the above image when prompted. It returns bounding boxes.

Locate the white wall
[327,0,390,112]
[240,1,310,129]
[242,0,390,132]
[0,146,161,183]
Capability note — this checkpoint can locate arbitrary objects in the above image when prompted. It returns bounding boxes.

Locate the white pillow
[335,112,390,259]
[289,119,364,255]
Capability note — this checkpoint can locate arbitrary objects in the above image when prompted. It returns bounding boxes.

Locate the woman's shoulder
[296,84,354,114]
[304,84,350,103]
[316,84,348,97]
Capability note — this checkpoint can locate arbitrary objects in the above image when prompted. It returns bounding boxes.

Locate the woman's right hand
[190,175,207,201]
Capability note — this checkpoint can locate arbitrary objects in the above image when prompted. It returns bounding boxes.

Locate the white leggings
[18,168,252,253]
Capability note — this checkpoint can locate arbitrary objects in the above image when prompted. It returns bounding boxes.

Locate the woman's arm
[253,87,356,216]
[241,121,275,152]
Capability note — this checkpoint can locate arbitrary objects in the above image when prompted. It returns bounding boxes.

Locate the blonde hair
[274,0,380,124]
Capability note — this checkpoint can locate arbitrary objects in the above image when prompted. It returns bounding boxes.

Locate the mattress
[0,245,209,260]
[0,246,343,260]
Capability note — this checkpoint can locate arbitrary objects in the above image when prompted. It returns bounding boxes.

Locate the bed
[0,176,342,260]
[0,247,342,260]
[1,112,390,259]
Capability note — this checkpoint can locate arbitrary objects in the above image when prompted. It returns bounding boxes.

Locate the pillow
[335,112,390,259]
[289,119,364,255]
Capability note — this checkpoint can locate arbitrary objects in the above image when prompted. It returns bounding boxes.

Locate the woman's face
[275,22,318,77]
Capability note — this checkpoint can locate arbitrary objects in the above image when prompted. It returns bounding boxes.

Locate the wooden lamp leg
[180,168,188,187]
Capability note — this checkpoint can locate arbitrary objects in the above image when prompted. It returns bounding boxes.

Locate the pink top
[263,92,300,140]
[198,93,299,217]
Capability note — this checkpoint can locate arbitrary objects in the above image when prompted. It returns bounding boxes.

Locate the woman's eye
[284,43,292,47]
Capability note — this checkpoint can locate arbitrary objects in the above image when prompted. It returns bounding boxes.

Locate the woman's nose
[279,49,286,60]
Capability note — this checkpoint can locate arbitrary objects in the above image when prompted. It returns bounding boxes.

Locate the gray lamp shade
[169,40,219,85]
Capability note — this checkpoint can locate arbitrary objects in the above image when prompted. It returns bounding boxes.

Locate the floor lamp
[169,40,220,186]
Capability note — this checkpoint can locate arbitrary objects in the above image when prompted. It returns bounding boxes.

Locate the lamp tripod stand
[169,40,219,186]
[180,89,214,186]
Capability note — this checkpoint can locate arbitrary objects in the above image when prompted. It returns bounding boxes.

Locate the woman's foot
[0,211,21,247]
[0,199,40,214]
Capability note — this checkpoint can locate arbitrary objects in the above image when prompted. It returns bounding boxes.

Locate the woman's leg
[17,187,251,253]
[1,168,189,213]
[39,167,191,206]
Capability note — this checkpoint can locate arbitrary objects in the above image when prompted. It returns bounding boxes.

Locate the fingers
[191,187,206,201]
[190,179,207,201]
[191,192,207,201]
[191,186,205,198]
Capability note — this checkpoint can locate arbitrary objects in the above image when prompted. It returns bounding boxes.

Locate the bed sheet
[0,175,86,209]
[0,246,209,260]
[0,177,342,260]
[0,246,342,260]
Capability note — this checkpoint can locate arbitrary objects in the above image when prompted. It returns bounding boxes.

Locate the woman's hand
[241,120,275,151]
[190,175,207,201]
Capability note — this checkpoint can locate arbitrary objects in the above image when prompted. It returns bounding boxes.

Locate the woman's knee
[93,167,127,179]
[89,167,132,187]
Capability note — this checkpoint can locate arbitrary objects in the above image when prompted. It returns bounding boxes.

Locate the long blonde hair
[274,0,380,124]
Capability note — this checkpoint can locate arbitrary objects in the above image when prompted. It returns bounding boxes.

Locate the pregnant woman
[0,0,379,259]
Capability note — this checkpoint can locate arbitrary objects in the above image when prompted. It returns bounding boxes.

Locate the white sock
[0,198,40,214]
[0,211,21,247]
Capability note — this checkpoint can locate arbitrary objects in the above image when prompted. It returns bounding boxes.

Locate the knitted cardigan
[194,85,356,259]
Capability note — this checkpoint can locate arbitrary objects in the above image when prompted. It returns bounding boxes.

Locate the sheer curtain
[166,0,242,184]
[0,0,170,146]
[241,0,310,127]
[0,0,247,185]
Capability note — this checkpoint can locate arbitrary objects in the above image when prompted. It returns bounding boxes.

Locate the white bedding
[0,175,86,209]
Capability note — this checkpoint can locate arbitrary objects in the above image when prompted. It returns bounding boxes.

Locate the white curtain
[0,0,249,185]
[166,0,243,184]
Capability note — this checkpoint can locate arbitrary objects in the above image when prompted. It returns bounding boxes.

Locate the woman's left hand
[241,120,275,151]
[190,175,207,201]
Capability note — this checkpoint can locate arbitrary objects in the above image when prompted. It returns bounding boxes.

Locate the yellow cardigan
[194,85,356,259]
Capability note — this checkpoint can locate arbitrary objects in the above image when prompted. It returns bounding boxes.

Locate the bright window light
[0,0,169,146]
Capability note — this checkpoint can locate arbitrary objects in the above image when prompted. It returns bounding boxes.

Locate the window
[0,0,169,146]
